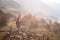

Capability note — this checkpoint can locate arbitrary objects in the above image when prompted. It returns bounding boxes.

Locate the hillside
[0,0,20,10]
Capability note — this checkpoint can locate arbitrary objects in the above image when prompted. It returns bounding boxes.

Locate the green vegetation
[53,33,60,40]
[0,32,7,40]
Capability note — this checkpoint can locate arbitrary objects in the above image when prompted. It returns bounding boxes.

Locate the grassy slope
[0,22,16,40]
[54,32,60,40]
[0,25,60,40]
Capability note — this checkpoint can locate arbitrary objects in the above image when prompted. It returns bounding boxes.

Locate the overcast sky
[14,0,60,21]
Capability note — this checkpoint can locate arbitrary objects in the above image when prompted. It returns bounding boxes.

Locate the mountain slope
[0,0,20,10]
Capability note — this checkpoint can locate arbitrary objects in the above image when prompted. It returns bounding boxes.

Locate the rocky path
[3,30,45,40]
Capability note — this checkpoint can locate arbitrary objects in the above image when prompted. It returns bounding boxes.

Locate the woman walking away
[16,14,21,31]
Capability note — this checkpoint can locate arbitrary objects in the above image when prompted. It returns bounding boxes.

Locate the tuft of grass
[53,32,60,40]
[0,32,7,40]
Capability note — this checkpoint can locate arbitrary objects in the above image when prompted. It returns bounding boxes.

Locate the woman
[16,14,21,31]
